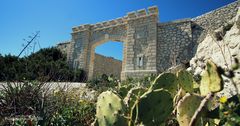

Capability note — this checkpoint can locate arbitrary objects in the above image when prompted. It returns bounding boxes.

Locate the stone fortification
[93,54,122,79]
[57,1,240,80]
[57,42,122,78]
[157,19,193,71]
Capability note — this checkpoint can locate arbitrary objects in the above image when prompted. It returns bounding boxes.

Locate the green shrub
[0,81,52,125]
[47,88,96,126]
[0,81,96,126]
[0,47,86,82]
[87,74,119,92]
[0,81,46,117]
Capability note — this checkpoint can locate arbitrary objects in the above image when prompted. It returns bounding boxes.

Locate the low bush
[0,81,96,126]
[0,48,87,82]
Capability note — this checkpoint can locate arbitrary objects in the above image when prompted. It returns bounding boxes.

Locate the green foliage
[87,74,119,93]
[217,95,240,125]
[46,87,96,126]
[73,69,87,82]
[0,81,96,126]
[1,56,239,126]
[0,81,52,125]
[118,85,131,98]
[49,100,95,126]
[0,47,86,82]
[0,81,46,117]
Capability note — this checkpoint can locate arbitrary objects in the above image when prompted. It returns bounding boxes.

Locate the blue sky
[0,0,236,60]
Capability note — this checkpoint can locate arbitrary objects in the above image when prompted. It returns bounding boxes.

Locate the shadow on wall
[157,19,198,72]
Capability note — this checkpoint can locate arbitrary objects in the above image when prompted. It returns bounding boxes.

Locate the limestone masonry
[57,1,240,80]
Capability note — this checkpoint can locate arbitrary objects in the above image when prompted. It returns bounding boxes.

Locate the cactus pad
[151,73,178,95]
[124,87,147,109]
[134,89,173,125]
[118,85,132,98]
[177,70,195,93]
[200,60,223,96]
[96,91,127,126]
[176,93,202,126]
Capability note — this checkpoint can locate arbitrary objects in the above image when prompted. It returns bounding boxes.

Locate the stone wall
[156,1,240,72]
[57,41,71,54]
[93,53,122,79]
[56,1,240,80]
[57,41,122,79]
[122,8,159,79]
[56,41,72,62]
[191,1,240,44]
[157,19,193,71]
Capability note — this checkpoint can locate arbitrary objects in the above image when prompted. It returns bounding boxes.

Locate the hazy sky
[0,0,236,60]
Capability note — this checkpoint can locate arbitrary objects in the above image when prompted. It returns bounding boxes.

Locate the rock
[236,7,240,29]
[190,11,240,98]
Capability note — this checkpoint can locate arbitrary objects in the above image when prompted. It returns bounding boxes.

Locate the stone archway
[65,6,159,80]
[92,41,123,79]
[57,2,240,81]
[88,37,125,79]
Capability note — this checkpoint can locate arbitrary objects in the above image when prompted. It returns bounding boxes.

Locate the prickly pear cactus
[133,89,173,125]
[151,73,178,95]
[124,86,147,109]
[96,91,127,126]
[173,88,186,107]
[177,70,195,93]
[200,60,223,96]
[118,85,132,98]
[176,93,203,126]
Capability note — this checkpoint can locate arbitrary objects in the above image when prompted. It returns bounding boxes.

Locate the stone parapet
[72,6,158,33]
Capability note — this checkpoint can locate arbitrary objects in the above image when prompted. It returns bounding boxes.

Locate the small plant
[0,81,49,125]
[87,74,119,93]
[218,95,240,125]
[0,81,50,124]
[47,87,96,126]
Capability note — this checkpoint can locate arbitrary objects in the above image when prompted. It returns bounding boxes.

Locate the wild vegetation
[0,81,96,126]
[0,47,240,126]
[0,47,86,82]
[91,59,240,126]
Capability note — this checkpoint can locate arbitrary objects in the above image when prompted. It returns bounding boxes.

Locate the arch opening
[90,41,124,80]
